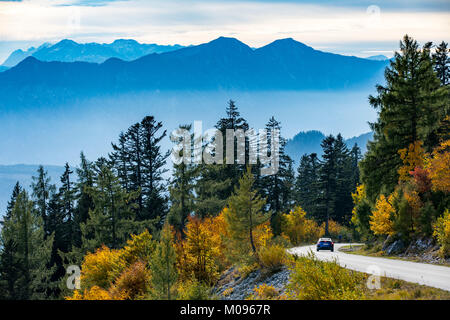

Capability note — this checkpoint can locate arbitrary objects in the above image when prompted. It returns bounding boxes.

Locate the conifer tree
[59,163,77,250]
[317,135,337,235]
[2,182,22,224]
[74,152,95,247]
[260,117,293,234]
[0,190,55,299]
[168,125,198,233]
[150,223,177,300]
[432,41,449,86]
[31,165,56,236]
[360,35,447,201]
[81,164,141,251]
[295,153,320,218]
[224,167,267,262]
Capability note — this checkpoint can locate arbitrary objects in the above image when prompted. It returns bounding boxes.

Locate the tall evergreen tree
[31,165,56,236]
[140,116,170,223]
[81,164,141,251]
[168,125,198,233]
[73,152,95,247]
[360,35,448,201]
[2,182,22,224]
[317,135,337,235]
[0,191,55,299]
[224,167,267,263]
[59,163,77,250]
[260,117,293,234]
[195,101,249,216]
[432,41,450,86]
[295,153,320,218]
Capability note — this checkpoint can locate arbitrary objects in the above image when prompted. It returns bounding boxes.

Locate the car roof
[318,238,332,241]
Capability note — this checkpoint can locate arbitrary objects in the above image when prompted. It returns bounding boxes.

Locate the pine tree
[332,134,353,224]
[195,100,249,217]
[317,135,337,235]
[432,41,450,86]
[2,182,22,224]
[59,163,77,250]
[110,116,169,225]
[260,117,293,234]
[224,167,267,263]
[73,152,95,247]
[31,165,56,236]
[360,35,447,201]
[168,125,198,233]
[0,190,55,299]
[140,116,170,223]
[81,164,141,251]
[150,223,177,300]
[295,153,320,218]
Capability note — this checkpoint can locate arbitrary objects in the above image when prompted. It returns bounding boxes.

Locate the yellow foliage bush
[80,245,125,290]
[398,141,425,182]
[67,286,122,300]
[370,194,395,236]
[433,209,450,258]
[281,206,323,245]
[258,244,287,272]
[248,284,280,300]
[286,252,365,300]
[425,140,450,193]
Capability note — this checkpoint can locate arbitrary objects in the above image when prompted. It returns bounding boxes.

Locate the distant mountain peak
[55,39,78,46]
[208,36,249,48]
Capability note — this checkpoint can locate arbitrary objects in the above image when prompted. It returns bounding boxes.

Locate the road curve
[288,243,450,292]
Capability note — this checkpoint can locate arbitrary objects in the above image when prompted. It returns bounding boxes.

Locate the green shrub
[286,251,365,300]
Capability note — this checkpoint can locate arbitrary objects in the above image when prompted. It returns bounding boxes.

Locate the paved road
[288,243,450,292]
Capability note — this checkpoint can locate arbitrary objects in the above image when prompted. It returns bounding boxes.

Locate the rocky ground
[213,267,291,300]
[346,236,450,266]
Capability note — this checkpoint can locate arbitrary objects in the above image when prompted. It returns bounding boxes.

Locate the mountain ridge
[0,36,388,108]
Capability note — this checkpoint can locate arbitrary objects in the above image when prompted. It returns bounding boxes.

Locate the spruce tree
[73,152,95,247]
[0,190,55,299]
[168,125,198,233]
[150,223,177,300]
[2,182,22,224]
[260,117,293,234]
[59,163,77,250]
[360,35,447,201]
[195,100,249,217]
[432,41,449,86]
[225,167,267,263]
[317,135,337,235]
[31,165,56,236]
[295,153,320,218]
[81,164,142,251]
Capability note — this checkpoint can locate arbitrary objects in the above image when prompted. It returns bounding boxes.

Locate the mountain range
[1,39,184,68]
[0,37,388,108]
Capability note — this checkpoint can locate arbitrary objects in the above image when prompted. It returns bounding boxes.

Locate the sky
[0,0,449,63]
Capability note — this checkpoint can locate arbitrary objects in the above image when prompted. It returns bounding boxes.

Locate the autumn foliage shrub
[111,261,151,299]
[258,244,287,272]
[177,276,211,300]
[433,209,450,258]
[248,284,281,300]
[281,206,323,245]
[286,252,365,300]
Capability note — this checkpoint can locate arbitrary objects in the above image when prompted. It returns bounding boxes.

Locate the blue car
[316,238,334,252]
